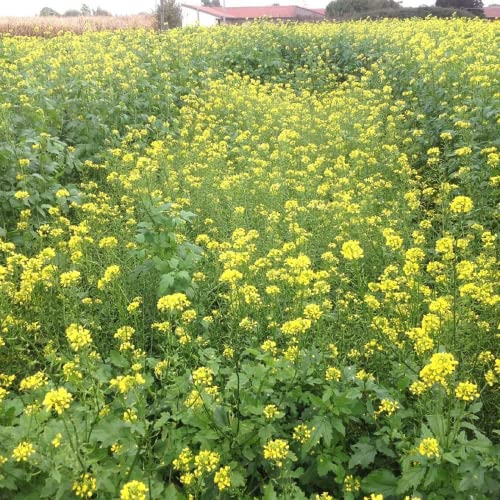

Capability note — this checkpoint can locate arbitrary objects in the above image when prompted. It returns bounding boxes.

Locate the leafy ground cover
[0,19,499,499]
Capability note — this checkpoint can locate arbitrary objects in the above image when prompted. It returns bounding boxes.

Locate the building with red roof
[181,4,326,26]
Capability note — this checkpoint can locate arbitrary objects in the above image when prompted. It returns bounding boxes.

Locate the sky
[0,0,496,16]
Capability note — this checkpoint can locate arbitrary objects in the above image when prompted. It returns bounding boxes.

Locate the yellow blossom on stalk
[325,367,341,382]
[364,495,384,500]
[223,345,234,358]
[127,296,142,313]
[72,473,97,498]
[316,494,333,500]
[14,191,30,201]
[192,367,214,386]
[263,404,279,419]
[341,240,364,260]
[344,475,361,492]
[43,387,73,414]
[293,424,314,444]
[20,371,48,391]
[122,408,138,423]
[97,264,120,290]
[120,480,148,500]
[98,236,118,248]
[0,387,9,402]
[374,399,400,418]
[214,465,231,491]
[59,270,81,288]
[219,268,243,285]
[194,450,220,477]
[418,352,458,391]
[449,196,473,214]
[455,381,480,401]
[263,439,289,467]
[173,447,193,472]
[281,317,311,335]
[12,442,35,462]
[304,303,322,321]
[66,324,92,351]
[109,373,145,394]
[51,433,62,448]
[417,437,440,459]
[157,292,190,313]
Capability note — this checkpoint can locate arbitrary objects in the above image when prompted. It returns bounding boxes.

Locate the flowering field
[0,19,499,499]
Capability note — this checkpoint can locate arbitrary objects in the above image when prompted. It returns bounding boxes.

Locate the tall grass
[0,15,155,36]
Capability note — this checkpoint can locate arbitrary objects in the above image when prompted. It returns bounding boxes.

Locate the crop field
[0,19,499,499]
[0,15,155,36]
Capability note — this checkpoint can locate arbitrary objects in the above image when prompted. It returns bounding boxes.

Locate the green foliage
[436,0,483,9]
[39,7,60,17]
[344,6,479,19]
[156,0,183,30]
[325,0,400,19]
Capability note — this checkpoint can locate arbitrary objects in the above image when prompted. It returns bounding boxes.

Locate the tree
[326,0,400,18]
[202,0,221,6]
[63,9,82,16]
[80,4,92,16]
[157,0,182,30]
[435,0,483,8]
[93,6,112,16]
[40,7,60,16]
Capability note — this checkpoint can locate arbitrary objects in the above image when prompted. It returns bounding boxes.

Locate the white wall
[181,7,220,27]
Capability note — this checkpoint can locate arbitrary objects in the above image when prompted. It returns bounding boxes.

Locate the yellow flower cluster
[72,473,97,498]
[43,387,73,414]
[263,439,289,467]
[120,480,148,500]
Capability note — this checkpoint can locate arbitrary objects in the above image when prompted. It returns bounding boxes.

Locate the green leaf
[397,466,426,494]
[362,469,397,496]
[109,350,128,368]
[262,483,277,500]
[349,442,377,469]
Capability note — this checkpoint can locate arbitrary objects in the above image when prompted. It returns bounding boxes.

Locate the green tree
[39,6,60,16]
[80,3,92,16]
[93,6,112,16]
[435,0,483,8]
[202,0,221,6]
[157,0,182,30]
[63,9,81,16]
[326,0,400,18]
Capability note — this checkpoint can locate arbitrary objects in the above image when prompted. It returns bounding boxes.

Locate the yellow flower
[14,191,30,201]
[72,473,97,498]
[263,439,289,467]
[293,424,314,444]
[417,437,440,459]
[455,381,480,401]
[341,240,364,260]
[12,441,35,462]
[263,404,279,419]
[374,399,400,418]
[66,323,92,351]
[51,433,62,448]
[43,387,73,414]
[157,292,190,313]
[214,465,231,491]
[194,450,220,477]
[344,474,361,492]
[449,196,473,214]
[60,270,81,287]
[325,367,341,382]
[192,367,214,386]
[120,480,148,500]
[20,371,48,391]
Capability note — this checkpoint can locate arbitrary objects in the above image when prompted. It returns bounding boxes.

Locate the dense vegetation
[0,19,499,499]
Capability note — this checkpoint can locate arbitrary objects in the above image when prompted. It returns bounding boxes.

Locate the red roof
[309,8,326,15]
[484,6,500,18]
[182,4,324,19]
